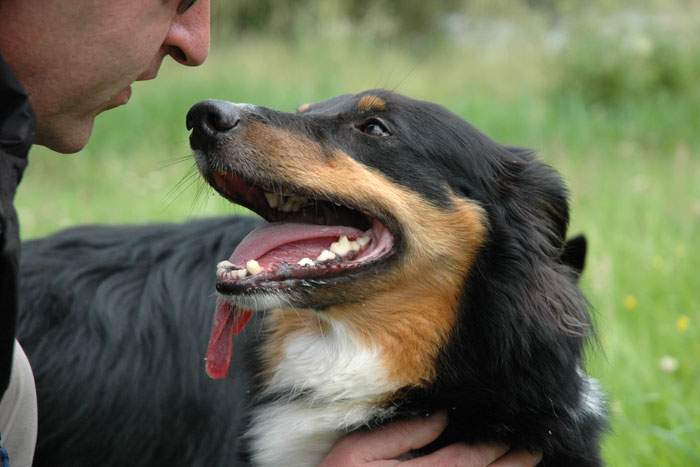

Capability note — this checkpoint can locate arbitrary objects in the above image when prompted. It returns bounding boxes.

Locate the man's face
[0,0,210,153]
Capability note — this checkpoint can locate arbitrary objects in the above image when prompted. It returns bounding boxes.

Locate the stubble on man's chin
[35,116,94,155]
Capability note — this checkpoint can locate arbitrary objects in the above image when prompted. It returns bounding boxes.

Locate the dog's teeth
[297,257,315,267]
[264,192,279,208]
[233,269,248,279]
[217,260,234,269]
[278,195,307,212]
[264,191,310,212]
[357,235,370,248]
[246,259,262,275]
[218,268,247,281]
[316,249,336,262]
[330,235,352,257]
[279,197,294,212]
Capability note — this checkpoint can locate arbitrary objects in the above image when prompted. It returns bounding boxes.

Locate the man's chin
[35,120,94,154]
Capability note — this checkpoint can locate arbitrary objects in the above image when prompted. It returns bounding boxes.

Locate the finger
[489,449,543,467]
[402,442,508,467]
[324,411,448,465]
[361,411,449,461]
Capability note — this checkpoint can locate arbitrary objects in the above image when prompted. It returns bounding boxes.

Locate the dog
[18,90,605,466]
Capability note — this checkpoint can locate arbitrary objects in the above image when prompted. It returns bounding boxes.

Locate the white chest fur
[246,321,399,467]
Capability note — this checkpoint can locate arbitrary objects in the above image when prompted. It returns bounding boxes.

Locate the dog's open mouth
[208,171,397,295]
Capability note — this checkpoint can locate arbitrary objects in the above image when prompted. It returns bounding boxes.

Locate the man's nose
[164,0,210,66]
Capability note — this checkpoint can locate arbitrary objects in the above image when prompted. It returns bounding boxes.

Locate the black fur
[18,218,263,466]
[19,90,605,466]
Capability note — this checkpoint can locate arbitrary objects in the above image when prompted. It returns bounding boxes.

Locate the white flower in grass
[659,355,679,373]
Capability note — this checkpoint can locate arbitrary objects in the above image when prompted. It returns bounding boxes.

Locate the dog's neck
[246,311,400,467]
[244,258,470,467]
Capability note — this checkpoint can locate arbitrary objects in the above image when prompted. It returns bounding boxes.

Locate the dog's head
[188,90,589,389]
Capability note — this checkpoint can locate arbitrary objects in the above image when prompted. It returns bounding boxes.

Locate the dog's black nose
[186,100,241,142]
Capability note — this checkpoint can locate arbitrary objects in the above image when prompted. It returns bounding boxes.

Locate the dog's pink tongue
[205,300,252,379]
[229,222,364,267]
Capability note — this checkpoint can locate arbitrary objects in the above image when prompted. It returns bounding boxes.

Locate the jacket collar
[0,53,35,158]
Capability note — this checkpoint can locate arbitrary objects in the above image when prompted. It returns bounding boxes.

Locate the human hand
[319,412,542,467]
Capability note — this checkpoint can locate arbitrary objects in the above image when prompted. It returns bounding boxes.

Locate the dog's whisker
[153,154,194,170]
[163,166,202,210]
[188,179,210,214]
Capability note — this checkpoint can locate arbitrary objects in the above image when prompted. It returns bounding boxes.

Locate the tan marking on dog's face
[239,123,486,389]
[357,95,386,112]
[325,196,484,388]
[297,103,311,113]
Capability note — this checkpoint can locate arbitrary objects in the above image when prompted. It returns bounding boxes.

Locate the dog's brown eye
[358,118,390,137]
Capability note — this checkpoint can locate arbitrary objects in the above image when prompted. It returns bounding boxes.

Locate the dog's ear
[499,147,571,250]
[561,234,587,278]
[442,149,590,384]
[503,149,587,279]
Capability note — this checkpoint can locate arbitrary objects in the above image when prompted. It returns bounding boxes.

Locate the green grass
[16,28,699,466]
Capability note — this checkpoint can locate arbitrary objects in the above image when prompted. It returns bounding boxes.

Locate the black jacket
[0,53,34,396]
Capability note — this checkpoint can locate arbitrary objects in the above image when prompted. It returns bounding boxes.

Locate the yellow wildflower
[676,315,690,333]
[623,295,637,311]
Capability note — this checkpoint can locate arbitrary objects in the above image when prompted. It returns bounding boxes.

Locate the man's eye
[357,118,390,137]
[177,0,198,14]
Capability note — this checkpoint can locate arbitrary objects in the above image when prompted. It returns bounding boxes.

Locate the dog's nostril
[186,100,241,137]
[207,108,240,132]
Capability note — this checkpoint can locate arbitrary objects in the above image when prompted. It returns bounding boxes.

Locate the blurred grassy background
[16,1,699,465]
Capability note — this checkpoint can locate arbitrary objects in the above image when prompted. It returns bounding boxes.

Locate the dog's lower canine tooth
[316,249,336,262]
[297,257,314,267]
[246,260,262,275]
